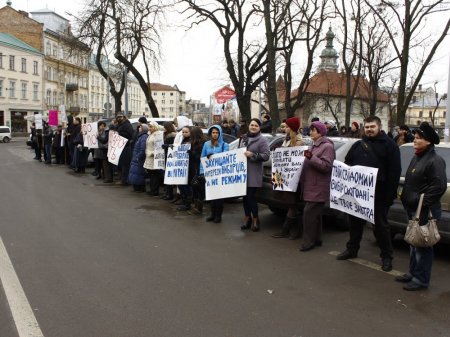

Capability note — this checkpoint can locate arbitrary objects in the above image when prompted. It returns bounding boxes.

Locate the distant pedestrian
[336,116,401,272]
[116,113,134,185]
[144,121,164,196]
[325,120,339,137]
[397,122,447,291]
[128,124,149,192]
[394,125,414,146]
[349,121,362,138]
[261,114,273,133]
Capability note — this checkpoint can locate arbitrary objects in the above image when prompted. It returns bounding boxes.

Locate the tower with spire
[318,27,339,72]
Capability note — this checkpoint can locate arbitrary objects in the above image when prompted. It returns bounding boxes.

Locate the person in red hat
[272,117,304,239]
[350,121,362,138]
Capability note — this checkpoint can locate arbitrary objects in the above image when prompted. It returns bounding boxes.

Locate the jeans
[44,144,52,162]
[407,209,441,287]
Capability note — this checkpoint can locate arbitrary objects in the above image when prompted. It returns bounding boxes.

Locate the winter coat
[94,130,108,160]
[43,126,53,145]
[345,132,401,206]
[281,134,303,147]
[200,125,230,175]
[401,145,447,213]
[143,131,162,170]
[189,140,206,181]
[300,137,336,202]
[128,131,148,186]
[238,132,270,188]
[117,119,134,142]
[261,120,273,133]
[326,127,339,137]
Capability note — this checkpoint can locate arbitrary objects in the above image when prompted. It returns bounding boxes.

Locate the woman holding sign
[144,122,164,196]
[299,121,335,251]
[200,125,230,223]
[272,117,304,239]
[238,118,270,232]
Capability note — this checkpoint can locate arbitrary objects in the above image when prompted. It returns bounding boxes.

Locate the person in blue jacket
[200,125,230,223]
[128,124,149,192]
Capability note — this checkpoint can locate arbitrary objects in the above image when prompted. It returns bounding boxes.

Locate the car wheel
[3,137,10,143]
[268,206,287,216]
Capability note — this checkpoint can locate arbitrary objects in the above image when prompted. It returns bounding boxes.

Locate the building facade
[0,32,44,132]
[147,83,186,119]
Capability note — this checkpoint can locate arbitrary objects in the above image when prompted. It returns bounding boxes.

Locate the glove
[303,150,312,159]
[76,144,82,149]
[207,153,213,159]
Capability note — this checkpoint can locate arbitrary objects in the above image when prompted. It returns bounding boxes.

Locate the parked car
[201,128,237,144]
[0,126,11,143]
[228,133,275,150]
[255,136,360,229]
[388,142,450,244]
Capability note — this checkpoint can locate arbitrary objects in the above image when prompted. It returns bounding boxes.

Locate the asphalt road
[0,139,449,337]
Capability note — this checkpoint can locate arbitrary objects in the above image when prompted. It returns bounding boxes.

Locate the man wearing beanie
[336,116,401,272]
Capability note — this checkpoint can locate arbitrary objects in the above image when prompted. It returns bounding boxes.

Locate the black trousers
[118,146,132,184]
[346,198,393,260]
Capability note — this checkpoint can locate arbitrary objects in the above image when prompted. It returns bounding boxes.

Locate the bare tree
[180,0,267,122]
[73,0,164,117]
[365,0,450,125]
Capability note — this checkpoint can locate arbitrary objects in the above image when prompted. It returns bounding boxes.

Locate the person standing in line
[43,121,53,164]
[161,122,177,200]
[349,121,362,138]
[272,117,304,239]
[397,122,447,291]
[93,121,107,181]
[187,127,207,215]
[261,114,273,134]
[238,118,270,232]
[298,121,336,251]
[116,113,134,185]
[144,121,163,196]
[336,116,401,272]
[96,121,112,183]
[128,124,149,192]
[325,120,339,137]
[228,119,240,137]
[200,125,230,223]
[394,125,414,146]
[52,125,65,164]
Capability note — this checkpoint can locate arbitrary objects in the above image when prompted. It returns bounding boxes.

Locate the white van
[0,126,11,143]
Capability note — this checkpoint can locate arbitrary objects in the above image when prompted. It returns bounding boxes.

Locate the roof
[294,71,389,103]
[150,83,181,92]
[0,32,42,55]
[30,8,69,22]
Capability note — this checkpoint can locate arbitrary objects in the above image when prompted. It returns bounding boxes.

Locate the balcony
[66,83,79,91]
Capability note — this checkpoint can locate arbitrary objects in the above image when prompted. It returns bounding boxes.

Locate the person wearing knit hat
[325,120,339,137]
[298,121,336,251]
[350,121,362,138]
[271,118,304,239]
[398,121,446,291]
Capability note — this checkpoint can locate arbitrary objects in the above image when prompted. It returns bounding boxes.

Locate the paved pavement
[0,139,449,337]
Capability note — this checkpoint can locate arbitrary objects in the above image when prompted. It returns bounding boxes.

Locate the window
[21,58,26,72]
[170,100,174,104]
[0,53,3,68]
[33,84,39,100]
[46,66,51,80]
[9,56,15,70]
[429,111,432,118]
[33,61,38,75]
[9,81,16,97]
[21,83,27,99]
[60,93,64,105]
[53,91,57,105]
[46,90,51,105]
[153,92,157,96]
[162,100,165,104]
[419,111,423,118]
[52,44,57,57]
[162,92,165,96]
[170,93,174,96]
[0,79,3,96]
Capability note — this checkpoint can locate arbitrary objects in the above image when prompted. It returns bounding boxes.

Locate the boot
[188,200,203,215]
[272,217,296,238]
[241,216,252,230]
[176,198,191,211]
[206,205,216,222]
[251,217,260,232]
[214,206,223,223]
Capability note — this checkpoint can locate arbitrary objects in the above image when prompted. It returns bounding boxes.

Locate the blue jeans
[407,209,441,287]
[44,144,52,162]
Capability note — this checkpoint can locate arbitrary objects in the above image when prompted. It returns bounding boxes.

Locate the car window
[400,146,450,182]
[0,128,10,133]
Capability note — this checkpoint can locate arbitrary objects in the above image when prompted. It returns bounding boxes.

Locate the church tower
[318,27,339,72]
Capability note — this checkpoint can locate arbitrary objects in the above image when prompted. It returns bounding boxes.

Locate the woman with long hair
[161,122,177,200]
[144,121,163,195]
[238,118,270,231]
[187,126,207,215]
[128,123,149,192]
[176,126,193,211]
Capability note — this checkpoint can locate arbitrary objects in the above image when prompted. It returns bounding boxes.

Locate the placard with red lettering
[81,122,98,149]
[107,131,128,165]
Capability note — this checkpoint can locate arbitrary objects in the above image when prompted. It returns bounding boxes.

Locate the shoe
[251,217,260,232]
[299,244,315,252]
[315,240,323,247]
[241,216,252,230]
[336,250,357,260]
[206,206,216,222]
[271,229,289,238]
[403,281,427,291]
[381,258,393,272]
[91,172,98,176]
[162,195,173,200]
[395,274,413,283]
[170,195,181,204]
[96,176,102,180]
[176,204,190,211]
[103,180,113,183]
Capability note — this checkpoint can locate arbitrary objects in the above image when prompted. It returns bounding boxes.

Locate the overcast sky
[7,0,450,104]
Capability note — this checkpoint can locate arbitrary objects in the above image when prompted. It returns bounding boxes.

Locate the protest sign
[81,122,98,149]
[329,160,378,223]
[153,131,166,169]
[34,113,43,130]
[59,105,67,125]
[107,131,128,165]
[271,146,308,192]
[48,110,58,126]
[164,144,191,185]
[201,148,247,200]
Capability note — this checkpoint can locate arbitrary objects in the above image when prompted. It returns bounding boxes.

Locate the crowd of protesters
[29,113,446,291]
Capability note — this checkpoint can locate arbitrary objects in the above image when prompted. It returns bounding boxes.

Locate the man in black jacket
[116,113,134,185]
[336,116,401,272]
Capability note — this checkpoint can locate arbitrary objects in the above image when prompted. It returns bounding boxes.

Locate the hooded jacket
[199,125,229,175]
